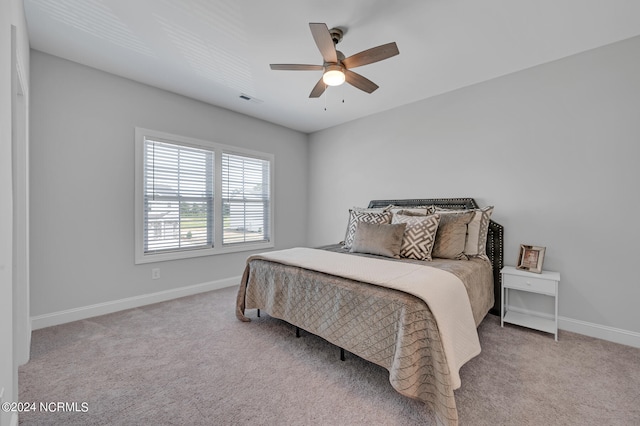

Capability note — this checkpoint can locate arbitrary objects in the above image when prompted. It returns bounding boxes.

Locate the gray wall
[308,36,640,334]
[29,51,308,317]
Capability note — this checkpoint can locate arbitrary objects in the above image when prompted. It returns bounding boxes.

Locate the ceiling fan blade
[309,78,327,98]
[309,23,337,63]
[342,42,399,69]
[270,64,323,71]
[344,69,379,94]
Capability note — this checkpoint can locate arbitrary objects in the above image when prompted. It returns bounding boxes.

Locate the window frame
[134,127,274,264]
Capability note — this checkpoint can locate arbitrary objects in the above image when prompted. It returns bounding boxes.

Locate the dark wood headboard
[368,198,504,315]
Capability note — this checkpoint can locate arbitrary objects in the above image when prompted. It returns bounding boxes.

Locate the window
[222,153,271,245]
[144,140,214,253]
[135,128,274,264]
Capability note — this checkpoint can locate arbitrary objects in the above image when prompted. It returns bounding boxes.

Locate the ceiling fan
[270,23,399,98]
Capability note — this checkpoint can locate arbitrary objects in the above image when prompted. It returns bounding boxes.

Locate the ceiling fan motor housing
[326,51,346,67]
[329,27,343,45]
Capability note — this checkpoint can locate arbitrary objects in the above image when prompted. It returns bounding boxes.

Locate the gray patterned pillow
[343,210,393,249]
[349,222,406,258]
[432,211,475,260]
[392,213,440,260]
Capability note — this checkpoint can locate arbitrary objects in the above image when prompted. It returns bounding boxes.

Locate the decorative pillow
[396,209,429,216]
[465,206,493,259]
[436,206,494,259]
[349,222,407,258]
[431,211,475,260]
[343,210,393,249]
[388,205,436,216]
[351,205,393,213]
[392,213,440,260]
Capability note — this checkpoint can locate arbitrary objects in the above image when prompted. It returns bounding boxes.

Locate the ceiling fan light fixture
[322,65,345,86]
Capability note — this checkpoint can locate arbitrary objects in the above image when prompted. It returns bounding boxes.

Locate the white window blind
[222,152,270,245]
[135,128,274,264]
[144,139,214,254]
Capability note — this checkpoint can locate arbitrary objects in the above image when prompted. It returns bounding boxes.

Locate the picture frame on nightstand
[517,244,545,273]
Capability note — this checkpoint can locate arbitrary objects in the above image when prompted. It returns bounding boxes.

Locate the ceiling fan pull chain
[324,85,328,111]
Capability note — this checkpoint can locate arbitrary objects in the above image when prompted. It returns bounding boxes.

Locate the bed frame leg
[296,327,300,338]
[340,348,345,361]
[257,309,260,318]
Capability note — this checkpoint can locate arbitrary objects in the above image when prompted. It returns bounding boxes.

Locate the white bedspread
[247,247,481,389]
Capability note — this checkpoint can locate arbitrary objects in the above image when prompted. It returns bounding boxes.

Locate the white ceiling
[23,0,640,134]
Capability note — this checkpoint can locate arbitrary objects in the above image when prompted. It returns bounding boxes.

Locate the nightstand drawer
[502,273,556,295]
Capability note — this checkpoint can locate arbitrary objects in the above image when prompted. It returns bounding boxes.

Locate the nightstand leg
[501,286,504,327]
[501,285,508,327]
[554,284,559,341]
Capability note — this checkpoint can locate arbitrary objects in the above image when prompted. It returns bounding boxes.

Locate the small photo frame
[517,244,546,273]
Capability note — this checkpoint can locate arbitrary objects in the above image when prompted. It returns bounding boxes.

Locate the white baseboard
[505,305,640,348]
[31,276,240,330]
[559,316,640,348]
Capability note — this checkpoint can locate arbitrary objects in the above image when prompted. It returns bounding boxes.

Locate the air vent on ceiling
[239,93,263,104]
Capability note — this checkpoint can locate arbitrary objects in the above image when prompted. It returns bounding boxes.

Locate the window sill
[134,241,274,264]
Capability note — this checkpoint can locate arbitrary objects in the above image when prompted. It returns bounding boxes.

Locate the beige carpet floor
[19,285,640,425]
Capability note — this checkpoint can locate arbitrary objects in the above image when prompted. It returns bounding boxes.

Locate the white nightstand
[501,266,560,341]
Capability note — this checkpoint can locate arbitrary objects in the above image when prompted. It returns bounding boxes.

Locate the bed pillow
[436,206,494,259]
[351,205,393,213]
[343,210,393,249]
[388,205,436,216]
[392,213,440,260]
[349,222,406,258]
[431,211,475,260]
[464,206,493,259]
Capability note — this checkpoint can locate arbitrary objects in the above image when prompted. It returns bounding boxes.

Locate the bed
[235,198,504,426]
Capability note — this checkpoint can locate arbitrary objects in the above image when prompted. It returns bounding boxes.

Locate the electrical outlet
[151,268,160,280]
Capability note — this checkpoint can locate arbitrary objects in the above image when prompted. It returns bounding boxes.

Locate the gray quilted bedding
[236,244,494,426]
